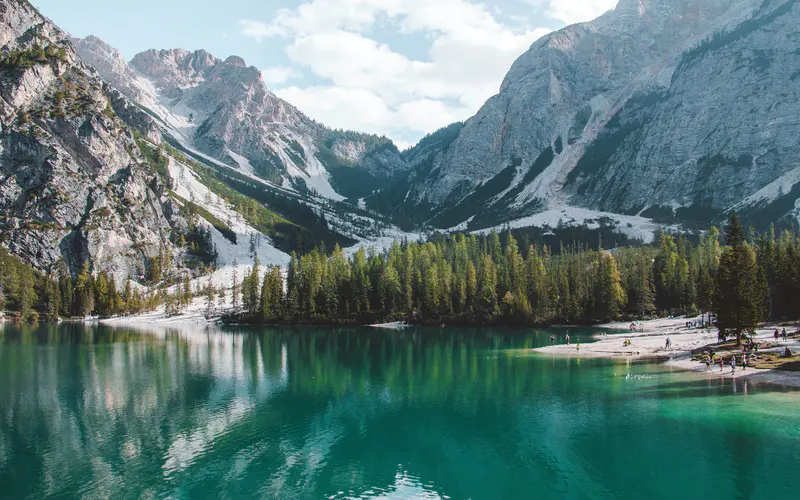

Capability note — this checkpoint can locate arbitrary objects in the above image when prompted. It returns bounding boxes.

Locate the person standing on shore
[783,328,788,341]
[720,358,724,371]
[742,354,747,371]
[550,335,555,346]
[566,334,571,346]
[731,356,736,374]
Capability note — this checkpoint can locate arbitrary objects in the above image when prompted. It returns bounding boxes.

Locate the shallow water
[0,323,797,499]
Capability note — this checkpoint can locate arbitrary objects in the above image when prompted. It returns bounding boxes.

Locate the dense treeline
[3,215,799,333]
[0,249,165,321]
[230,214,800,331]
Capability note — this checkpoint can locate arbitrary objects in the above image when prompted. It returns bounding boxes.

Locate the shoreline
[8,313,800,388]
[533,317,800,389]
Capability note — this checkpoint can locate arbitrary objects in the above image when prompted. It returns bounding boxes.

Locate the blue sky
[33,0,618,147]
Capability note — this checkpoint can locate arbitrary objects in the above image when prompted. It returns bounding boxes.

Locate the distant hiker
[731,356,736,374]
[576,344,581,353]
[566,334,571,346]
[705,356,711,371]
[720,358,724,372]
[775,329,780,341]
[550,335,555,346]
[742,355,747,371]
[783,328,788,341]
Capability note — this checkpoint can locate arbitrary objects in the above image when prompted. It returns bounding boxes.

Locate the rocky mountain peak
[223,55,247,68]
[377,0,800,232]
[130,48,218,91]
[71,34,142,99]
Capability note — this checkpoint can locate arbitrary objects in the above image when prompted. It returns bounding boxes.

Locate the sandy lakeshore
[534,317,800,388]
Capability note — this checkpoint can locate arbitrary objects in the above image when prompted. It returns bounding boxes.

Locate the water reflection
[0,323,797,499]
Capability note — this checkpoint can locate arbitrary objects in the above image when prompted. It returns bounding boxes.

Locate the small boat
[370,321,409,330]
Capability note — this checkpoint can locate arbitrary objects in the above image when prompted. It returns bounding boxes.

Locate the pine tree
[593,251,627,322]
[74,262,93,317]
[43,271,59,320]
[714,212,761,345]
[477,255,498,321]
[231,266,239,311]
[206,280,216,318]
[122,278,133,315]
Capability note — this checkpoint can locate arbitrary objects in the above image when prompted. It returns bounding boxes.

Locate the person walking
[783,328,788,341]
[731,356,736,374]
[742,354,747,371]
[566,334,571,346]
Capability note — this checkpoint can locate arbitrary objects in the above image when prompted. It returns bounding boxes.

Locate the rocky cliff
[0,0,183,279]
[382,0,800,230]
[74,40,412,201]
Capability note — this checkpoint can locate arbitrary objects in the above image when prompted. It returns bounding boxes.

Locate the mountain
[371,0,800,231]
[72,38,411,202]
[0,0,185,280]
[7,0,799,287]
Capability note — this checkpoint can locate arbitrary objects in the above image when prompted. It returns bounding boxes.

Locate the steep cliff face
[0,0,183,279]
[75,41,411,201]
[563,0,800,227]
[395,0,800,230]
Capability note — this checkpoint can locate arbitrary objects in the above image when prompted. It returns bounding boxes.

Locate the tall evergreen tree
[714,213,761,345]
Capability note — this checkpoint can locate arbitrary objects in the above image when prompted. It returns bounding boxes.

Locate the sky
[32,0,619,148]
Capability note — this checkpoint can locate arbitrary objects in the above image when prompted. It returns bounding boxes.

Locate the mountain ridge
[72,37,414,203]
[364,0,800,232]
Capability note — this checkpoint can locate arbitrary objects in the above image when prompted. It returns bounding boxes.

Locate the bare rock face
[391,0,800,230]
[75,39,412,199]
[563,0,800,225]
[0,0,182,279]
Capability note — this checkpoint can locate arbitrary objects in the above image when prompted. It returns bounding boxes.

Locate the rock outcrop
[385,0,800,230]
[0,0,183,279]
[75,41,412,200]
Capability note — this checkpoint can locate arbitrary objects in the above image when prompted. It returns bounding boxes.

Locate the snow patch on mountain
[227,149,256,177]
[736,167,800,209]
[473,206,668,244]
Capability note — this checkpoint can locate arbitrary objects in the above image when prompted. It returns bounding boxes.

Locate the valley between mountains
[2,0,800,322]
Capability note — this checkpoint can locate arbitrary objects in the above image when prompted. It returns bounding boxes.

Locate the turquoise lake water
[0,323,798,499]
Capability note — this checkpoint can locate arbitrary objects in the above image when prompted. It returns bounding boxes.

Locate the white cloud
[261,66,300,85]
[243,0,602,144]
[238,19,277,42]
[275,86,464,143]
[532,0,619,25]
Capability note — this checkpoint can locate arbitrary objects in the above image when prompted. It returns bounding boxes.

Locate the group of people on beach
[774,328,788,341]
[704,349,752,374]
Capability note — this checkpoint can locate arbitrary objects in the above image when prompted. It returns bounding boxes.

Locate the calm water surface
[0,323,798,499]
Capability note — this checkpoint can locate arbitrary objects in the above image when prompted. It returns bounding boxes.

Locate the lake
[0,323,798,499]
